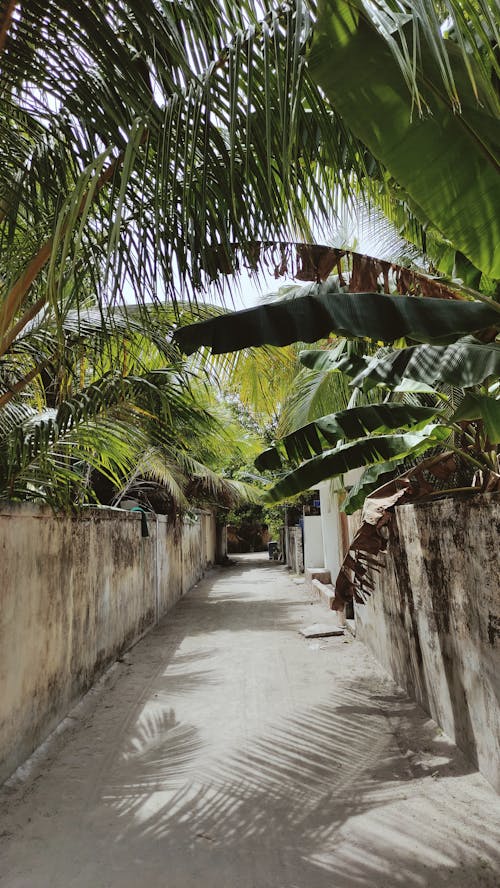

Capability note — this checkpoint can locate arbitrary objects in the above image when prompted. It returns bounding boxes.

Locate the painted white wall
[303,515,324,568]
[316,470,364,582]
[318,482,344,583]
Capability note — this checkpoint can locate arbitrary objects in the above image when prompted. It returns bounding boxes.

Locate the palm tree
[0,1,328,505]
[2,1,499,322]
[4,1,493,335]
[0,1,367,341]
[0,284,260,509]
[0,0,367,504]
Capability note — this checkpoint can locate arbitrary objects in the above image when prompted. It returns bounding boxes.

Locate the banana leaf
[255,403,440,470]
[350,340,500,390]
[299,348,371,377]
[173,283,499,355]
[341,459,401,515]
[300,347,440,393]
[261,425,450,503]
[309,0,500,278]
[452,393,500,444]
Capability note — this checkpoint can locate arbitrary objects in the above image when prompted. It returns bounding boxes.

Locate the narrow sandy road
[1,555,499,887]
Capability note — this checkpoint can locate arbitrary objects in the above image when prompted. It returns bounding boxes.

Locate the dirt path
[1,554,499,887]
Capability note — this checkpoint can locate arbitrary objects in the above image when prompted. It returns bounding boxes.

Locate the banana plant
[255,402,441,470]
[260,424,452,503]
[254,335,499,504]
[175,267,500,502]
[173,280,500,354]
[309,0,500,279]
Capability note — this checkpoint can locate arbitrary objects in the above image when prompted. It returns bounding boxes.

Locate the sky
[198,195,424,313]
[205,267,289,311]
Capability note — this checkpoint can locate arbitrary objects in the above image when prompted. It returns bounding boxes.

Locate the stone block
[311,578,336,610]
[304,567,331,589]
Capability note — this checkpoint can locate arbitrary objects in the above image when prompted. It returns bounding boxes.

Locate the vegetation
[174,0,500,599]
[1,1,499,523]
[0,287,262,510]
[175,0,500,492]
[0,0,339,509]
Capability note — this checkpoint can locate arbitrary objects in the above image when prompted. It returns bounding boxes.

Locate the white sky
[205,267,289,310]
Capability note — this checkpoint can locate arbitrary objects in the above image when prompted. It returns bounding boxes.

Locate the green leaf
[254,446,284,472]
[262,425,451,503]
[350,340,500,390]
[341,459,400,515]
[391,378,438,394]
[452,393,500,444]
[309,0,500,277]
[255,403,440,470]
[299,347,371,378]
[173,282,499,355]
[299,347,444,393]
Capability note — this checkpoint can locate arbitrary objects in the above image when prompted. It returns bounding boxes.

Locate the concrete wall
[0,505,217,784]
[355,494,500,791]
[286,526,304,573]
[200,511,217,570]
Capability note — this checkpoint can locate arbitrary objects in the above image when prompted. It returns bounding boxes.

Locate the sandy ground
[0,554,499,888]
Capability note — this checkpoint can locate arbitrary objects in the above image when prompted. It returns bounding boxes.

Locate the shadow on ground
[1,557,499,888]
[95,678,498,888]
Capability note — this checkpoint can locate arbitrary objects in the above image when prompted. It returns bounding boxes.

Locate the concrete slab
[0,553,499,888]
[300,623,345,638]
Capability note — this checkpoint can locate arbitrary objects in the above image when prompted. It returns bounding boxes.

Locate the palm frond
[0,0,372,335]
[276,363,351,435]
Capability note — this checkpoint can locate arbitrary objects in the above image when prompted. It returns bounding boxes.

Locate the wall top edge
[395,491,500,514]
[0,504,173,524]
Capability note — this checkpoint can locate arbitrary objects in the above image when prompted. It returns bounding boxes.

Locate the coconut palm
[0,289,260,509]
[0,0,366,503]
[0,0,369,345]
[3,1,496,340]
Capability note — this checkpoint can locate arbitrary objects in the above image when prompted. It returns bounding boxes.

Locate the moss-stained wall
[355,494,500,790]
[0,505,216,784]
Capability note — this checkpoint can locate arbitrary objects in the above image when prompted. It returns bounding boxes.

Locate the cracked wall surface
[0,505,217,783]
[355,494,500,790]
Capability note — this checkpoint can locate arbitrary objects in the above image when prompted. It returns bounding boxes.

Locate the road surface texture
[1,554,499,887]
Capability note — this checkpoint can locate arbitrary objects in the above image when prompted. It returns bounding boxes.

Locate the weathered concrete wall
[355,495,500,790]
[181,519,205,593]
[0,505,216,784]
[156,517,183,617]
[286,526,304,573]
[201,511,217,568]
